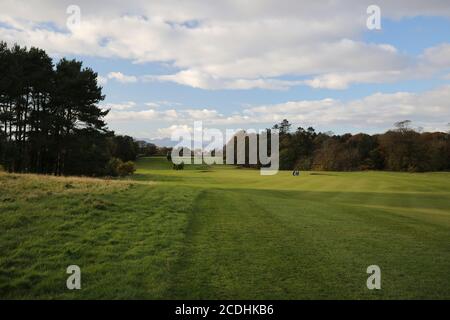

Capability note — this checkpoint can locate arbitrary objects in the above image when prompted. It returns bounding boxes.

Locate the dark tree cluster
[0,43,137,176]
[233,119,450,172]
[135,140,172,157]
[136,140,158,157]
[109,135,139,162]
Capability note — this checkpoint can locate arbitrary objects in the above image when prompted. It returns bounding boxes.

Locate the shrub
[106,158,136,177]
[106,158,122,177]
[117,161,136,176]
[173,162,184,170]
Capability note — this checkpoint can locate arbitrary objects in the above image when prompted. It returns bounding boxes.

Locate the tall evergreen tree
[0,42,111,176]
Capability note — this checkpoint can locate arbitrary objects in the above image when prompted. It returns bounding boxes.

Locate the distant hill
[136,137,178,148]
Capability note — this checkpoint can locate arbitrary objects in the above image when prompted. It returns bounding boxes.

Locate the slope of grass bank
[0,172,200,299]
[1,157,449,299]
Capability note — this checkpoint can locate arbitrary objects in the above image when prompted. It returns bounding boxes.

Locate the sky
[1,0,450,141]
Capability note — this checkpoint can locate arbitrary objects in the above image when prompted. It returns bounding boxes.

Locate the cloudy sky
[1,0,450,139]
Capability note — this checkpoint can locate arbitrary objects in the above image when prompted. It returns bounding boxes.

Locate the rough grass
[0,157,449,299]
[0,172,199,299]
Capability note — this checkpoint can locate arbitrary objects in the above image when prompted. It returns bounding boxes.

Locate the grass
[0,156,449,299]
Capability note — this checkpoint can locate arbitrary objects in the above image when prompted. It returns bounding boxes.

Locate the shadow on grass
[130,173,184,182]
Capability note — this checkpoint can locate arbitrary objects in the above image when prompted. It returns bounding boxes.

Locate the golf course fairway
[1,157,449,299]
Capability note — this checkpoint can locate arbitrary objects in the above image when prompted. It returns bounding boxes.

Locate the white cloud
[157,124,192,138]
[144,100,181,108]
[150,70,304,90]
[239,85,450,130]
[107,72,138,83]
[303,71,405,90]
[106,85,450,136]
[2,0,450,90]
[104,101,136,110]
[106,109,159,121]
[421,43,450,68]
[105,107,179,121]
[183,108,222,120]
[145,102,161,108]
[100,38,449,90]
[97,75,108,86]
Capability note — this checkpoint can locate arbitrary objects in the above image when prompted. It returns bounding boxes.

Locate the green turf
[1,157,449,299]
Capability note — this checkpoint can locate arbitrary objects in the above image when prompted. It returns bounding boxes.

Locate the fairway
[1,157,450,299]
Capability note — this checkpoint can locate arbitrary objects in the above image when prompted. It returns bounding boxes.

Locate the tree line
[235,119,450,172]
[0,42,141,176]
